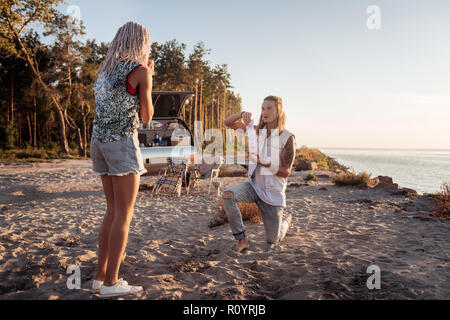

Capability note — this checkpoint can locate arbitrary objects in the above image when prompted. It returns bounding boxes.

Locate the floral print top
[92,60,142,142]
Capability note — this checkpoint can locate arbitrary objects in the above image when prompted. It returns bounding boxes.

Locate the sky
[57,0,450,150]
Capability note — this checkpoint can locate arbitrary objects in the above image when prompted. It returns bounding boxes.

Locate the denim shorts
[90,131,148,176]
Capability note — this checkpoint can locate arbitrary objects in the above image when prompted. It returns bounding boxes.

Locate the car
[138,91,195,175]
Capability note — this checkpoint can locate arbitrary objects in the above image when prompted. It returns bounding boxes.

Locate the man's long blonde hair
[99,21,150,77]
[256,95,286,134]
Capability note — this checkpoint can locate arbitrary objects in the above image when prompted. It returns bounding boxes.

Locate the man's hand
[257,155,271,168]
[242,112,252,126]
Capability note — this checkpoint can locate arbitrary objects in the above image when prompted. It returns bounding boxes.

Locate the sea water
[320,148,450,194]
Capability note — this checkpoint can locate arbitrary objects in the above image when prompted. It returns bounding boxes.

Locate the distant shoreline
[318,147,450,194]
[319,147,450,152]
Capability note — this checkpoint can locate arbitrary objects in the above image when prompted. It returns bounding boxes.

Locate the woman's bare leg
[103,173,140,286]
[95,174,115,282]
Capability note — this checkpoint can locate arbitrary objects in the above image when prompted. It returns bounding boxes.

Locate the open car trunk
[151,91,192,118]
[138,91,195,174]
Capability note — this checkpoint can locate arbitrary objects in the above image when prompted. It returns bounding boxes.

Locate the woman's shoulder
[111,59,142,74]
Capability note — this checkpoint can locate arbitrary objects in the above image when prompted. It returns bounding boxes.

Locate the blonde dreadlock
[99,21,150,77]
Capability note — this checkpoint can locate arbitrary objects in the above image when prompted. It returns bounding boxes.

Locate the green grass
[432,182,450,220]
[305,172,318,181]
[0,147,89,162]
[406,193,437,199]
[295,146,348,173]
[332,170,372,186]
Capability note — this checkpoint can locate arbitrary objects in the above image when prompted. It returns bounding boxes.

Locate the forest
[0,0,242,159]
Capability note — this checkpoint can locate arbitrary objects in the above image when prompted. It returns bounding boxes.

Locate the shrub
[15,149,49,159]
[296,146,324,161]
[219,167,247,177]
[332,170,372,186]
[433,182,450,220]
[46,149,59,158]
[44,141,59,150]
[209,201,262,227]
[316,159,329,171]
[295,146,348,173]
[69,141,78,150]
[305,172,317,181]
[0,121,18,149]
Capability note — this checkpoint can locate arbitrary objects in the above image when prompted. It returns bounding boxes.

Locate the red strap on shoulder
[127,65,145,95]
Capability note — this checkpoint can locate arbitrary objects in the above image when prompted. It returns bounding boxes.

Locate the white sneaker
[91,280,103,294]
[100,278,143,298]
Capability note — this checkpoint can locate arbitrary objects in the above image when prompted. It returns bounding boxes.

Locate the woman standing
[90,21,154,297]
[223,96,296,252]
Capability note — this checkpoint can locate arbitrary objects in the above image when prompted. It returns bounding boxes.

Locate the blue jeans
[222,182,290,244]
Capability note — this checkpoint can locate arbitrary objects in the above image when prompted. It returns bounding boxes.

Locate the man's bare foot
[235,238,249,253]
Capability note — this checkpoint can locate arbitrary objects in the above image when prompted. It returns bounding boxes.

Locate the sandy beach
[0,159,449,300]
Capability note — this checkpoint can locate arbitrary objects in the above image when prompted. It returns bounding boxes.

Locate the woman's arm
[224,112,251,131]
[138,67,154,126]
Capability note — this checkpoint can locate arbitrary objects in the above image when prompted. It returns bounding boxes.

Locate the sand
[0,160,449,300]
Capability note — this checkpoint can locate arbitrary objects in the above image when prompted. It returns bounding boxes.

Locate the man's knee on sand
[266,236,278,245]
[264,218,288,245]
[222,191,233,200]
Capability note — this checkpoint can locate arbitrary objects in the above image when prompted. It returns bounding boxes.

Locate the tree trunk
[193,84,198,129]
[211,96,214,131]
[45,104,49,143]
[82,115,87,157]
[189,86,194,129]
[201,94,204,133]
[46,114,49,143]
[81,105,89,158]
[76,127,83,157]
[55,108,70,154]
[9,62,14,123]
[37,116,41,148]
[198,81,205,134]
[17,113,21,148]
[203,97,211,132]
[33,97,37,148]
[27,113,32,145]
[199,79,203,131]
[66,114,84,157]
[223,87,227,134]
[204,96,207,131]
[216,94,220,130]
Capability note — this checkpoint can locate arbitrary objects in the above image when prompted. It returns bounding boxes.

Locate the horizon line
[317,147,450,151]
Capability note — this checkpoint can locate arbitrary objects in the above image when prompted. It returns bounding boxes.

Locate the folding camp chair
[185,166,201,194]
[153,158,187,197]
[208,169,221,195]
